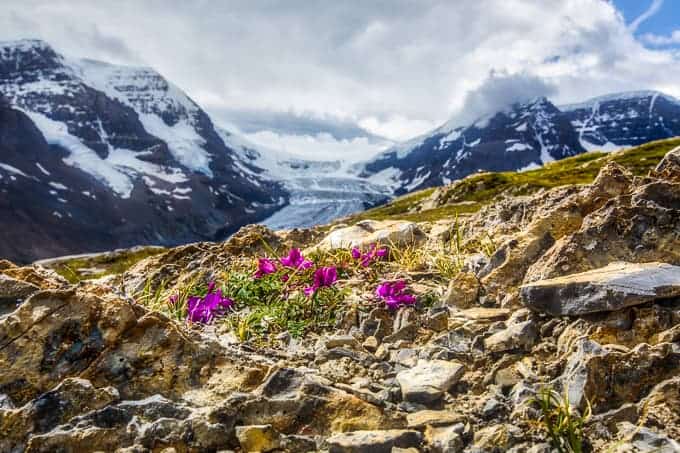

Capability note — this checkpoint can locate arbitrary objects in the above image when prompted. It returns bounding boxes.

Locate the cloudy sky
[2,0,679,160]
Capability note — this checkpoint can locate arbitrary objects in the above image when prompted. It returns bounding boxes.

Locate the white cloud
[445,72,556,129]
[0,0,679,144]
[641,30,680,46]
[243,130,393,163]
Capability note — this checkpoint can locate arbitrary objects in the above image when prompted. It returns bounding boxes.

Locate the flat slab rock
[326,429,422,453]
[520,262,680,316]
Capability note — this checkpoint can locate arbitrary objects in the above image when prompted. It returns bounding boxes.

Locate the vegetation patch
[48,246,166,283]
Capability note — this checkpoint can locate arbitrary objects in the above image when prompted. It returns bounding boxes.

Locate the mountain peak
[0,38,53,52]
[560,90,679,111]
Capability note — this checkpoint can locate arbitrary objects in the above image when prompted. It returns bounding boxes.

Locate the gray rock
[326,429,422,453]
[484,320,538,353]
[520,262,680,316]
[383,323,418,343]
[617,422,680,453]
[396,359,465,403]
[562,339,607,409]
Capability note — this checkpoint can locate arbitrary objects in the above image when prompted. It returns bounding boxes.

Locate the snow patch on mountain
[24,109,187,198]
[75,59,214,176]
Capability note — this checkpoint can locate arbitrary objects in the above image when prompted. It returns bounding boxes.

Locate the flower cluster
[376,280,416,309]
[280,248,313,270]
[175,246,416,328]
[261,248,338,297]
[186,282,234,324]
[255,248,314,279]
[304,266,338,296]
[351,243,388,267]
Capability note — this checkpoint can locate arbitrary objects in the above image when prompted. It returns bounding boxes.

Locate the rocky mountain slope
[1,140,678,452]
[362,91,680,194]
[0,39,287,263]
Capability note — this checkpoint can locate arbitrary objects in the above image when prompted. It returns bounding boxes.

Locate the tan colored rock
[457,307,510,321]
[525,178,680,283]
[0,288,226,406]
[473,424,511,450]
[1,265,67,290]
[480,162,633,294]
[425,424,464,453]
[0,260,17,270]
[0,274,39,302]
[406,410,466,429]
[236,424,281,452]
[0,378,119,450]
[443,272,480,308]
[563,340,680,413]
[315,220,426,250]
[362,336,379,352]
[651,145,680,182]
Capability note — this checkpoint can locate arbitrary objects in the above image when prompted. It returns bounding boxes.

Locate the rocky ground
[1,147,679,452]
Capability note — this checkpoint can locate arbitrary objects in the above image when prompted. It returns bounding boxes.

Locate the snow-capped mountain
[0,39,287,262]
[361,91,680,193]
[561,90,680,151]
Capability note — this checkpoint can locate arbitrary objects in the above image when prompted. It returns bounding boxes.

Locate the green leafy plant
[216,257,347,340]
[531,387,592,453]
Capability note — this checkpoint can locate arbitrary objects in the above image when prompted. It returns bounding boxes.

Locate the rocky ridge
[0,146,679,451]
[362,91,680,193]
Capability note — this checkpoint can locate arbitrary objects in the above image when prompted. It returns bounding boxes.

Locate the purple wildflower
[376,280,416,309]
[352,243,388,267]
[304,266,338,296]
[169,294,179,305]
[280,248,313,270]
[187,286,234,324]
[255,258,277,278]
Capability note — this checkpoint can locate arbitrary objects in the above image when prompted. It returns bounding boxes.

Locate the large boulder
[0,289,227,406]
[520,262,680,316]
[480,162,634,294]
[525,179,680,283]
